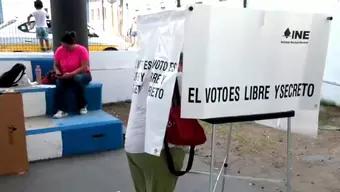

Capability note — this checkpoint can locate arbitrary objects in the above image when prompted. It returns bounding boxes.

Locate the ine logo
[284,28,291,38]
[281,28,310,44]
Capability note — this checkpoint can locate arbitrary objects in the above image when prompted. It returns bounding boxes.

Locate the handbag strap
[164,139,195,176]
[164,78,194,177]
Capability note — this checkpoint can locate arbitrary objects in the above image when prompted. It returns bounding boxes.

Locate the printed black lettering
[302,83,308,96]
[307,84,314,97]
[235,86,240,101]
[222,87,228,102]
[258,86,264,99]
[205,87,241,103]
[151,60,157,69]
[284,84,289,98]
[147,61,152,70]
[144,60,149,70]
[265,85,270,99]
[280,85,285,98]
[252,86,258,99]
[293,84,298,96]
[141,73,145,82]
[210,88,217,103]
[163,61,169,71]
[195,88,201,103]
[159,89,164,99]
[289,84,294,97]
[244,86,250,100]
[133,72,145,82]
[229,87,234,102]
[293,31,303,39]
[217,87,223,102]
[150,73,162,84]
[205,88,211,103]
[148,86,164,99]
[303,31,310,40]
[275,83,315,99]
[297,83,302,96]
[188,88,195,103]
[169,62,177,72]
[155,60,161,69]
[245,85,270,100]
[275,85,280,99]
[160,60,164,69]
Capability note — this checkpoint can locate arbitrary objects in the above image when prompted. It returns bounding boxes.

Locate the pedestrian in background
[27,0,50,51]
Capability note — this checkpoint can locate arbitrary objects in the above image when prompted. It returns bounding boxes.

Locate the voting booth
[182,5,331,192]
[131,3,331,192]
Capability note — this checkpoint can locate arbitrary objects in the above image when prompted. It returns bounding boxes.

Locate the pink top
[54,44,90,73]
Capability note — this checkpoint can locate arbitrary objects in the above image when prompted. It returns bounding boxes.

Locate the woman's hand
[61,72,73,79]
[55,71,62,76]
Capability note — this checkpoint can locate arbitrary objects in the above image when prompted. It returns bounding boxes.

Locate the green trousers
[126,148,185,192]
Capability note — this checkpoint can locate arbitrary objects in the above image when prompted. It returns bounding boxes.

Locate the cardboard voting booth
[181,5,331,192]
[0,92,29,176]
[131,3,330,192]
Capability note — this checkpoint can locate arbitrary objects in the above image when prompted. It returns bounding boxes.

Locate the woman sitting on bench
[53,31,92,118]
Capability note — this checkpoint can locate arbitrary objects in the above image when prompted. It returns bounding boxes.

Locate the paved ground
[0,150,284,192]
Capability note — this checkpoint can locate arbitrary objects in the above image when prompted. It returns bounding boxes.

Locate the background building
[88,0,123,36]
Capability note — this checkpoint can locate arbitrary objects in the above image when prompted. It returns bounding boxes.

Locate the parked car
[0,18,124,52]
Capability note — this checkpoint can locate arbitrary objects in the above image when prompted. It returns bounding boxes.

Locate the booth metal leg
[287,117,292,192]
[221,124,233,192]
[209,124,216,192]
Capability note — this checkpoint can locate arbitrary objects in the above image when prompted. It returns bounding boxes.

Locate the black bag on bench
[0,63,26,88]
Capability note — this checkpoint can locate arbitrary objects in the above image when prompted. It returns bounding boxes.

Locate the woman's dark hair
[61,31,77,45]
[34,0,43,9]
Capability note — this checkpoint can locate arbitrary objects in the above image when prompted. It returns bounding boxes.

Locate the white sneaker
[53,110,68,119]
[80,107,88,115]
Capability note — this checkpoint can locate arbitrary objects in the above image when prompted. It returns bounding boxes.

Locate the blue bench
[45,82,102,115]
[17,82,102,116]
[14,82,123,161]
[26,111,123,158]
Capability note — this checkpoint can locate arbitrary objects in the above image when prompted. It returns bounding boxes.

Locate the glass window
[18,23,29,33]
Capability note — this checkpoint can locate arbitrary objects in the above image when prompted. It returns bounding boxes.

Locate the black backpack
[0,63,26,88]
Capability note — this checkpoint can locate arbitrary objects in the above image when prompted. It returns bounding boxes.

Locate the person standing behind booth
[125,54,185,192]
[53,31,92,119]
[27,0,50,51]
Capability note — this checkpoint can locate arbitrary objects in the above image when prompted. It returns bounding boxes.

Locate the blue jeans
[55,73,92,112]
[36,27,48,40]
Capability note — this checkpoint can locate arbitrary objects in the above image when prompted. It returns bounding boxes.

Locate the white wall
[90,51,137,103]
[0,51,137,104]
